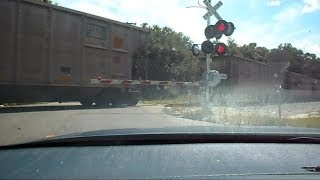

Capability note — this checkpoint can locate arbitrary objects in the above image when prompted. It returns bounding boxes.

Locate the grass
[141,90,320,129]
[164,106,320,129]
[142,94,202,106]
[284,117,320,129]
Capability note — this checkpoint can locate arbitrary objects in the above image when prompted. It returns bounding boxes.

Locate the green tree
[141,23,148,28]
[270,43,320,79]
[227,38,242,56]
[238,42,269,62]
[37,0,58,5]
[41,0,52,3]
[255,46,269,62]
[133,24,198,81]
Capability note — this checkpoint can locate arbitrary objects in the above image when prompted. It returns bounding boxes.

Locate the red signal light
[217,23,226,32]
[217,45,225,53]
[215,43,227,56]
[215,20,228,34]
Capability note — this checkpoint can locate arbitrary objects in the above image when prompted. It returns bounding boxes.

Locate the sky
[54,0,320,56]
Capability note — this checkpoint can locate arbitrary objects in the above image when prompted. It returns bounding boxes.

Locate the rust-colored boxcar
[0,0,148,105]
[210,55,320,104]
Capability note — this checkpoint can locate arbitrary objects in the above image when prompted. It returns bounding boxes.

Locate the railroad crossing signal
[190,1,236,57]
[193,0,231,109]
[203,0,223,20]
[201,41,227,56]
[201,20,234,56]
[204,20,235,39]
[197,1,235,56]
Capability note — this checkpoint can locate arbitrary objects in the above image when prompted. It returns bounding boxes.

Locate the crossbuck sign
[203,0,223,20]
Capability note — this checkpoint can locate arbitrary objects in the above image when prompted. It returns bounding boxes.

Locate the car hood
[50,125,320,140]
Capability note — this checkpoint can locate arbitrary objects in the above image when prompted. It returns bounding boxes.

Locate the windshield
[0,0,320,146]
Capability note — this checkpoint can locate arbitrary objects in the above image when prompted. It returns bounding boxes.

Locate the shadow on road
[0,104,130,114]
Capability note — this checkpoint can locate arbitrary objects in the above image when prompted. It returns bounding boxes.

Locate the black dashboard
[1,143,320,179]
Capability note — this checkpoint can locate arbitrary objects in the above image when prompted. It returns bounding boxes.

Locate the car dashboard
[0,143,320,179]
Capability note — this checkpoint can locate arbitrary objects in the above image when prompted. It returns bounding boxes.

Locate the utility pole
[204,17,211,108]
[202,0,223,108]
[145,51,150,80]
[146,52,149,80]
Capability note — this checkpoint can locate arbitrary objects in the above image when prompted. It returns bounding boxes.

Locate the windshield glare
[0,0,320,146]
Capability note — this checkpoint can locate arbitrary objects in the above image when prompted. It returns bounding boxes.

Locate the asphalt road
[0,103,214,146]
[1,101,319,146]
